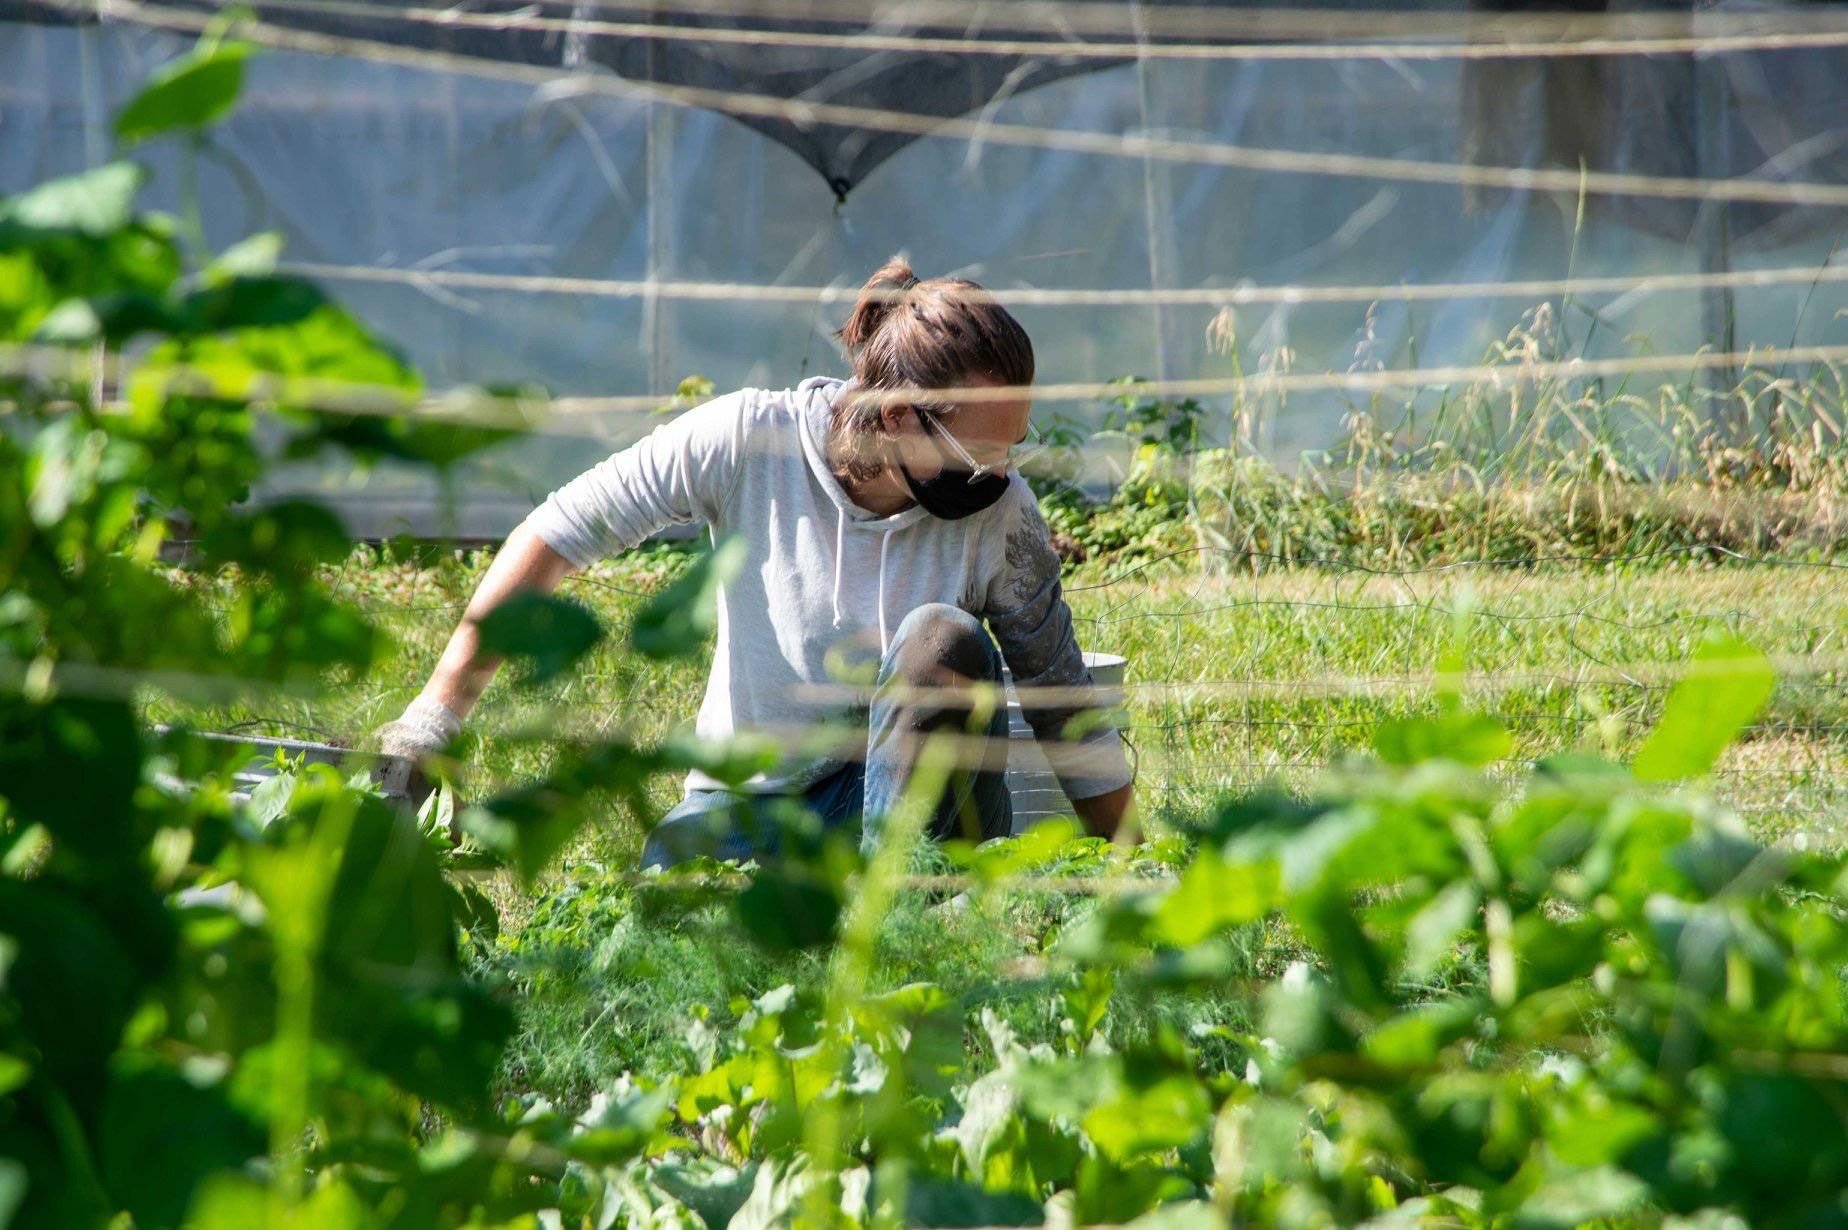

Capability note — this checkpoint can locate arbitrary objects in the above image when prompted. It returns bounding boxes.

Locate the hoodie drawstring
[877,531,893,656]
[831,505,896,656]
[830,507,847,629]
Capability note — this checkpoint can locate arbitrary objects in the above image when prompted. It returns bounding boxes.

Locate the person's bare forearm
[1072,781,1134,840]
[421,523,576,718]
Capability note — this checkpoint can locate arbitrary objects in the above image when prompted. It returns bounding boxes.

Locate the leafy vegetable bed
[5,37,1847,1229]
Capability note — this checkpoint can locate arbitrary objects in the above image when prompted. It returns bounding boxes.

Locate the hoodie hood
[792,376,932,654]
[794,376,929,534]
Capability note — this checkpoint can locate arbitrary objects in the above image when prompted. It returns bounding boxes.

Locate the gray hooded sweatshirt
[523,376,1132,801]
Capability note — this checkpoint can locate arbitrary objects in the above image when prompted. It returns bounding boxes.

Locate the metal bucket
[1002,651,1127,835]
[158,729,419,912]
[159,728,414,806]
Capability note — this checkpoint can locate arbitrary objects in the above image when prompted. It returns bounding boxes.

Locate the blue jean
[640,603,1014,869]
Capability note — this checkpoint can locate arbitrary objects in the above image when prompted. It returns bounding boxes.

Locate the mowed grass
[145,546,1848,1102]
[1080,560,1848,848]
[154,543,1848,855]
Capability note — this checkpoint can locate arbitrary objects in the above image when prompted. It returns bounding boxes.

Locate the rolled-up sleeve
[523,390,750,568]
[981,487,1133,801]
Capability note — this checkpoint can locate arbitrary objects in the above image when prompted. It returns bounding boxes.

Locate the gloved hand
[371,694,463,811]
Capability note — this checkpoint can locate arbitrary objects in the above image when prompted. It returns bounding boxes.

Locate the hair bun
[837,255,922,350]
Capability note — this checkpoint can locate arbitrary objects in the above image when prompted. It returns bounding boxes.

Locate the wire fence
[47,0,1848,209]
[17,332,1848,434]
[18,0,1848,882]
[127,538,1848,867]
[496,0,1848,41]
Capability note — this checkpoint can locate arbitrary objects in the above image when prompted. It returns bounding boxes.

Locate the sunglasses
[912,404,1051,485]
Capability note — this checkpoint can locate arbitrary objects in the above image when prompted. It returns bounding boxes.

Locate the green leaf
[1373,709,1511,767]
[1404,879,1480,977]
[1081,1070,1211,1161]
[253,783,514,1110]
[0,1159,24,1229]
[567,1080,673,1165]
[969,816,1082,880]
[222,586,379,681]
[656,729,782,789]
[0,162,144,240]
[1072,1154,1195,1226]
[0,1054,30,1099]
[1668,815,1767,897]
[1511,914,1606,992]
[0,880,156,1095]
[99,1059,264,1230]
[1632,634,1775,782]
[1234,1097,1312,1185]
[204,231,283,282]
[644,1160,761,1230]
[1123,1202,1224,1230]
[369,412,518,469]
[1151,848,1279,946]
[1014,1053,1118,1123]
[242,769,296,832]
[32,298,102,343]
[904,1178,1044,1227]
[1544,1097,1659,1169]
[461,740,661,884]
[734,869,841,952]
[1053,967,1112,1052]
[631,534,748,660]
[1259,962,1339,1057]
[197,499,350,575]
[86,291,185,344]
[137,300,420,417]
[115,42,251,145]
[185,1174,371,1228]
[476,591,604,686]
[449,878,499,944]
[0,699,142,861]
[1361,998,1478,1067]
[180,275,326,332]
[1511,1166,1650,1229]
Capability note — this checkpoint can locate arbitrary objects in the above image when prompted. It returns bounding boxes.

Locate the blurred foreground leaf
[115,40,251,145]
[632,534,747,660]
[477,592,604,687]
[1633,634,1774,782]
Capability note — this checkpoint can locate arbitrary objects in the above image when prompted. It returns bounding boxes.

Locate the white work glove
[377,694,463,759]
[371,694,463,810]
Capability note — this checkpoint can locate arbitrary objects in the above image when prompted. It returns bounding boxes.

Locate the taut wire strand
[17,641,1848,724]
[277,256,1848,309]
[350,0,1848,45]
[208,0,1848,63]
[60,0,1848,209]
[13,336,1848,434]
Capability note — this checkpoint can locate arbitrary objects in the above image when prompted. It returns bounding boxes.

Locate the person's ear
[878,402,910,435]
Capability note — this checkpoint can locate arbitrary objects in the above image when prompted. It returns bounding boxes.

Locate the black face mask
[898,459,1009,520]
[894,410,1010,520]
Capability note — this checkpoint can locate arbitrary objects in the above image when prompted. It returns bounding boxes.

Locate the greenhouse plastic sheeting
[3,7,1847,538]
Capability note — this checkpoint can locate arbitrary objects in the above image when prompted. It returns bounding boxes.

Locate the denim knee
[639,808,710,870]
[884,603,999,685]
[641,791,751,870]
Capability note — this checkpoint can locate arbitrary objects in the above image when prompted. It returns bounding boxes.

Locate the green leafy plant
[5,31,1845,1230]
[548,637,1845,1228]
[0,36,726,1227]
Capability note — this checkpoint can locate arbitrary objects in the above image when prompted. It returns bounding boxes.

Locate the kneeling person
[379,257,1135,866]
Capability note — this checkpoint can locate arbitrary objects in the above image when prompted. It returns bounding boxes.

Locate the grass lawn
[154,544,1848,850]
[144,545,1848,1104]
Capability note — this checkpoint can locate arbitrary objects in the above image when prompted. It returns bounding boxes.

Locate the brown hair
[829,255,1035,483]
